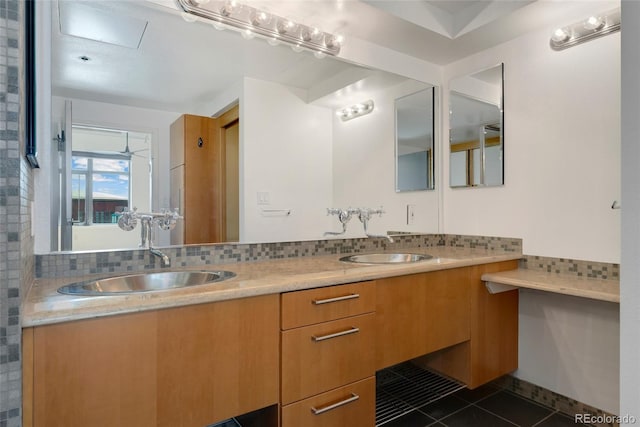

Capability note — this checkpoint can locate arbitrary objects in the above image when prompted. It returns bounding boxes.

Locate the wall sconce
[336,100,374,122]
[550,8,620,50]
[175,0,343,56]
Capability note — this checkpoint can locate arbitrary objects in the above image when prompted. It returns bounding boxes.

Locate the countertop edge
[481,270,620,304]
[23,251,522,328]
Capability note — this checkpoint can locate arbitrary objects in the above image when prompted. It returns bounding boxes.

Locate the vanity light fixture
[336,100,374,122]
[175,0,343,56]
[550,8,619,50]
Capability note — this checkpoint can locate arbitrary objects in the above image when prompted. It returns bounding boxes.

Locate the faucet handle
[157,208,183,230]
[117,207,138,231]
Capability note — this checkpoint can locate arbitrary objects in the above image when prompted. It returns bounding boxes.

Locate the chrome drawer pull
[312,293,360,305]
[311,393,360,415]
[312,327,359,342]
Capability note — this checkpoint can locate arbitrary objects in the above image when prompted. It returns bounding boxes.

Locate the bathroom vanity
[22,249,519,427]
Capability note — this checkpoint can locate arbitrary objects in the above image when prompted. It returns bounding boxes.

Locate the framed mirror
[395,87,435,192]
[449,63,503,188]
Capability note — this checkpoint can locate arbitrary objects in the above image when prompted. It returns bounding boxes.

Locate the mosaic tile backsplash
[35,234,523,279]
[520,255,619,280]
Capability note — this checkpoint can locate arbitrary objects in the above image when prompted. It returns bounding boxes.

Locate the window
[71,153,131,225]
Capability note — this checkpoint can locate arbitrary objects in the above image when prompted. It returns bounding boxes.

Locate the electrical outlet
[407,204,415,225]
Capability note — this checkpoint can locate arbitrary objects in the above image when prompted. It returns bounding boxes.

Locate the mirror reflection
[395,88,435,192]
[48,0,436,252]
[449,64,504,188]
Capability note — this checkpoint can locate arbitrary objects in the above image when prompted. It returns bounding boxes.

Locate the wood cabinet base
[281,377,375,427]
[24,295,279,427]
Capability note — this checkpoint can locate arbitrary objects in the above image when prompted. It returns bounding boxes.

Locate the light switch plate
[407,204,415,225]
[257,192,270,205]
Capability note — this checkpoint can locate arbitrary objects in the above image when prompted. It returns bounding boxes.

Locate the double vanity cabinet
[22,259,518,427]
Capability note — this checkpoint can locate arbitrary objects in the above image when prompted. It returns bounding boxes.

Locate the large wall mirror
[395,87,435,192]
[40,0,436,252]
[449,63,504,188]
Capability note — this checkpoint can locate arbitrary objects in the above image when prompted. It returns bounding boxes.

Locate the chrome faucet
[325,206,394,243]
[357,207,394,243]
[324,208,356,237]
[140,216,171,267]
[117,208,181,268]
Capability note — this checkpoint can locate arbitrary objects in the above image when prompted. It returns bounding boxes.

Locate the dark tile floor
[379,383,593,427]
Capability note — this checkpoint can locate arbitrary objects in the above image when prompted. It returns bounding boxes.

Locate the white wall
[332,79,440,237]
[240,77,334,242]
[620,0,640,419]
[443,27,620,263]
[519,291,619,414]
[442,7,621,414]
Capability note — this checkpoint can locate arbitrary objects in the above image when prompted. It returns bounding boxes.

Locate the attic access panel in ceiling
[58,1,148,49]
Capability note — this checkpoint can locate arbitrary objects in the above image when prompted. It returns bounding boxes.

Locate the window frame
[71,151,132,226]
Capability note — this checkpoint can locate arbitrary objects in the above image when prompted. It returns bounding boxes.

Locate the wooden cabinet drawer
[281,377,375,427]
[281,281,375,330]
[281,313,375,404]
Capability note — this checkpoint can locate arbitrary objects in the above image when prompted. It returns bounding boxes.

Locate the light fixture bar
[175,0,342,56]
[336,100,374,122]
[550,8,620,51]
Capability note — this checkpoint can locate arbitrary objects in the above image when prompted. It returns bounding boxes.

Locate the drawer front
[281,314,375,404]
[281,377,375,427]
[281,281,375,330]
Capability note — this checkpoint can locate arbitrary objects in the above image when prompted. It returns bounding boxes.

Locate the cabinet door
[32,312,159,427]
[29,295,280,427]
[170,114,223,244]
[375,269,471,370]
[281,377,375,427]
[157,295,280,427]
[281,314,375,405]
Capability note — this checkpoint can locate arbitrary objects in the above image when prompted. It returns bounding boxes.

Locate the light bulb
[241,29,255,40]
[267,37,280,46]
[220,0,238,16]
[291,44,304,53]
[181,12,198,23]
[277,19,297,34]
[313,51,326,59]
[584,16,604,31]
[301,26,323,42]
[551,28,570,43]
[325,34,343,49]
[250,10,270,26]
[212,21,226,31]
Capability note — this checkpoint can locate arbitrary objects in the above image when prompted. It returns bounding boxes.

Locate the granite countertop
[482,269,620,303]
[23,247,521,327]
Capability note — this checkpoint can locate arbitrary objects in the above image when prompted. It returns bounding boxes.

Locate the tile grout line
[530,410,560,427]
